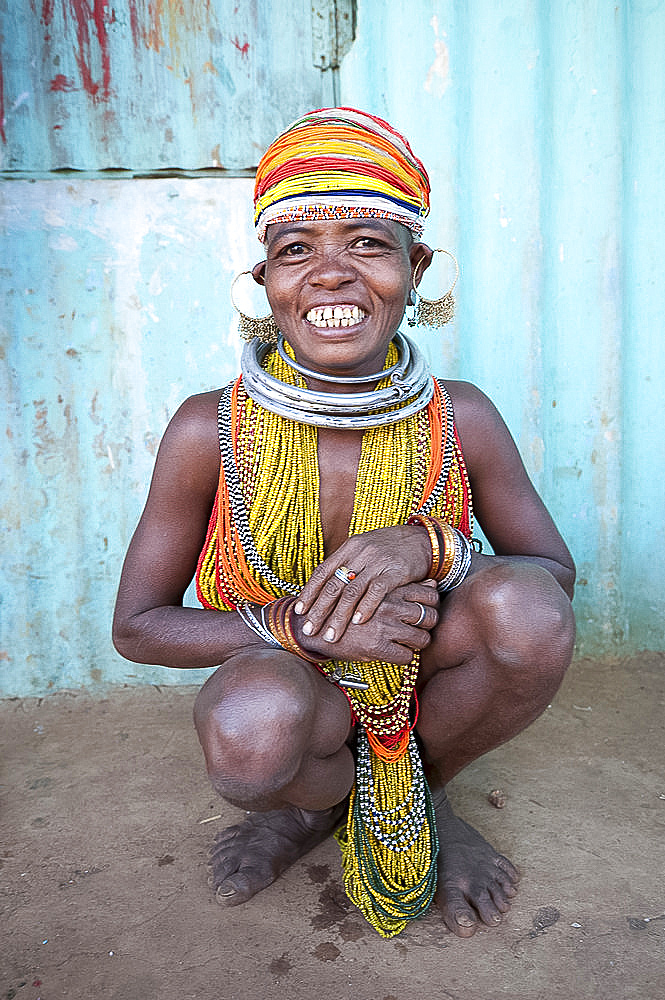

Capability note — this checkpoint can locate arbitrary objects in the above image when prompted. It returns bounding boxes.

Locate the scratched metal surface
[1,0,664,696]
[0,0,331,170]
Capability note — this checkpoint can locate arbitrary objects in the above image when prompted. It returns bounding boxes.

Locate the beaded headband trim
[254,107,431,243]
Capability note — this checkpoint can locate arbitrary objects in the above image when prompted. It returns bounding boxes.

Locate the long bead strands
[195,344,474,936]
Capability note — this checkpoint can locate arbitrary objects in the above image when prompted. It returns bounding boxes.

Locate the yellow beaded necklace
[196,342,473,937]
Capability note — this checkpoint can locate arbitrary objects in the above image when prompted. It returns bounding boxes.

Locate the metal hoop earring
[230,271,279,344]
[408,249,459,329]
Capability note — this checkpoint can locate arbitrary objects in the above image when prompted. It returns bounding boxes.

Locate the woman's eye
[353,237,385,251]
[280,242,309,257]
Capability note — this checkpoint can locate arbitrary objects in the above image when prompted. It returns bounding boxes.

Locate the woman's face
[254,218,430,384]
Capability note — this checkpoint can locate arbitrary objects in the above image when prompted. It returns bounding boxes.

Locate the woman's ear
[409,243,434,287]
[251,260,267,285]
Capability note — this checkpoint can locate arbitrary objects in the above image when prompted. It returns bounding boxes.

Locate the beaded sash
[196,345,473,936]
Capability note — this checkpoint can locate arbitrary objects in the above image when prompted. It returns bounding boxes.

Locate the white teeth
[305,305,366,329]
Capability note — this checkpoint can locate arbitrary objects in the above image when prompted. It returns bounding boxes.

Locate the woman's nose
[307,249,356,289]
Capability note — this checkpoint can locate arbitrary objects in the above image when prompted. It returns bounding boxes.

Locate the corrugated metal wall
[2,0,664,696]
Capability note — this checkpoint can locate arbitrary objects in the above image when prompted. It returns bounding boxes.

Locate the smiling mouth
[305,305,366,329]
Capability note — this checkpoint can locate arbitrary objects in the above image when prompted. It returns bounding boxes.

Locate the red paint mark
[43,0,113,100]
[128,0,141,48]
[50,74,77,92]
[231,35,249,58]
[67,0,112,100]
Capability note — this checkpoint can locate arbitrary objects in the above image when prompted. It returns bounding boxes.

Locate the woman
[113,108,575,939]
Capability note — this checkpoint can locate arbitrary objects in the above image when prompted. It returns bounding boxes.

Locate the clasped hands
[291,525,440,665]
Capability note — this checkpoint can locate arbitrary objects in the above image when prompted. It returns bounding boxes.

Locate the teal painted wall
[2,0,664,696]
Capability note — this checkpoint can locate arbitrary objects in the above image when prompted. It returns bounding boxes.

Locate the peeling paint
[424,16,450,98]
[2,0,328,169]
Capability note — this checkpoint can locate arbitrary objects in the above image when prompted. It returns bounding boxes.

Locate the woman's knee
[466,561,575,680]
[193,654,317,805]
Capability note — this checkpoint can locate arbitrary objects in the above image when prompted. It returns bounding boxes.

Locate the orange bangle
[432,518,457,580]
[407,514,441,578]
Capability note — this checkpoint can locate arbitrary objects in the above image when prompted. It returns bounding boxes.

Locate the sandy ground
[2,653,664,1000]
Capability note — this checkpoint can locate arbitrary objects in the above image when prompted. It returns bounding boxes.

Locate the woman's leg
[193,646,353,904]
[417,560,576,936]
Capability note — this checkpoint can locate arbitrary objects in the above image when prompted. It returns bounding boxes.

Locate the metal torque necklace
[241,331,433,430]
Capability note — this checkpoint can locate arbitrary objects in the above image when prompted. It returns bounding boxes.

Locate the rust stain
[132,0,214,58]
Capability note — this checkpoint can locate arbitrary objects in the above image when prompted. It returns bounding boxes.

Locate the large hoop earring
[408,249,459,329]
[230,271,279,344]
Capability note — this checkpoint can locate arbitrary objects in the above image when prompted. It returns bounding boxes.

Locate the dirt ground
[2,653,664,1000]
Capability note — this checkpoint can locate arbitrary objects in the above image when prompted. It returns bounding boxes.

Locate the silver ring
[334,565,356,585]
[413,602,427,626]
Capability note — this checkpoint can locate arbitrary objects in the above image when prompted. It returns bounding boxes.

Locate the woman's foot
[432,788,520,936]
[208,802,346,905]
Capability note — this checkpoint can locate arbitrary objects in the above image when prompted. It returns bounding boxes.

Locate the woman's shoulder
[156,387,228,474]
[437,379,514,467]
[438,379,499,426]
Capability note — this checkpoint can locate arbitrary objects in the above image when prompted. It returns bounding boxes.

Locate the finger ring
[413,602,427,626]
[334,565,357,584]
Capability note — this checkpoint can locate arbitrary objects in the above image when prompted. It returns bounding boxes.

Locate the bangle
[406,514,441,577]
[238,602,282,647]
[265,596,329,665]
[436,528,472,592]
[432,518,457,580]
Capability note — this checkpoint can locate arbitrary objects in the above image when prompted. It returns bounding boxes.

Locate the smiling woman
[255,218,419,381]
[112,107,575,939]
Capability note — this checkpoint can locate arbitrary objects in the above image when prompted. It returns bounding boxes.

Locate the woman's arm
[112,391,263,668]
[448,380,575,598]
[293,380,575,644]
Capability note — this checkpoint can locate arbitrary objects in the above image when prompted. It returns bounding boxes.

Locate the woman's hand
[294,525,433,644]
[294,581,439,665]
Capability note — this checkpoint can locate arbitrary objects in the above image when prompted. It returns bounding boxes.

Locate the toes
[489,884,513,913]
[213,865,274,906]
[437,887,480,937]
[495,854,520,884]
[473,887,504,927]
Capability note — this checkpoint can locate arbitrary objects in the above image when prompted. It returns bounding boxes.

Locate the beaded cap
[253,107,431,243]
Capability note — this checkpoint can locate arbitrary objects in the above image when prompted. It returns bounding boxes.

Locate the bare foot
[208,802,346,906]
[432,788,520,937]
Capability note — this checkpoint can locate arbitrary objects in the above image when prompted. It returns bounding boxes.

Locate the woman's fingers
[294,526,433,629]
[296,565,369,639]
[352,579,439,630]
[295,583,440,661]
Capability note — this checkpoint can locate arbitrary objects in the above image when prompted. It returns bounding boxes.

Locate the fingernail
[352,612,362,624]
[294,601,304,615]
[302,620,313,635]
[323,627,335,642]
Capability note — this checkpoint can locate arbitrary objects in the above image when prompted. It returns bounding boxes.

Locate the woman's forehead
[265,217,413,246]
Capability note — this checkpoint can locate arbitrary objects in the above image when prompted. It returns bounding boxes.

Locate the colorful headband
[253,107,431,243]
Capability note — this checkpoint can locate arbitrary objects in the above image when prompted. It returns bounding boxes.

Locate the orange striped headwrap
[254,107,431,243]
